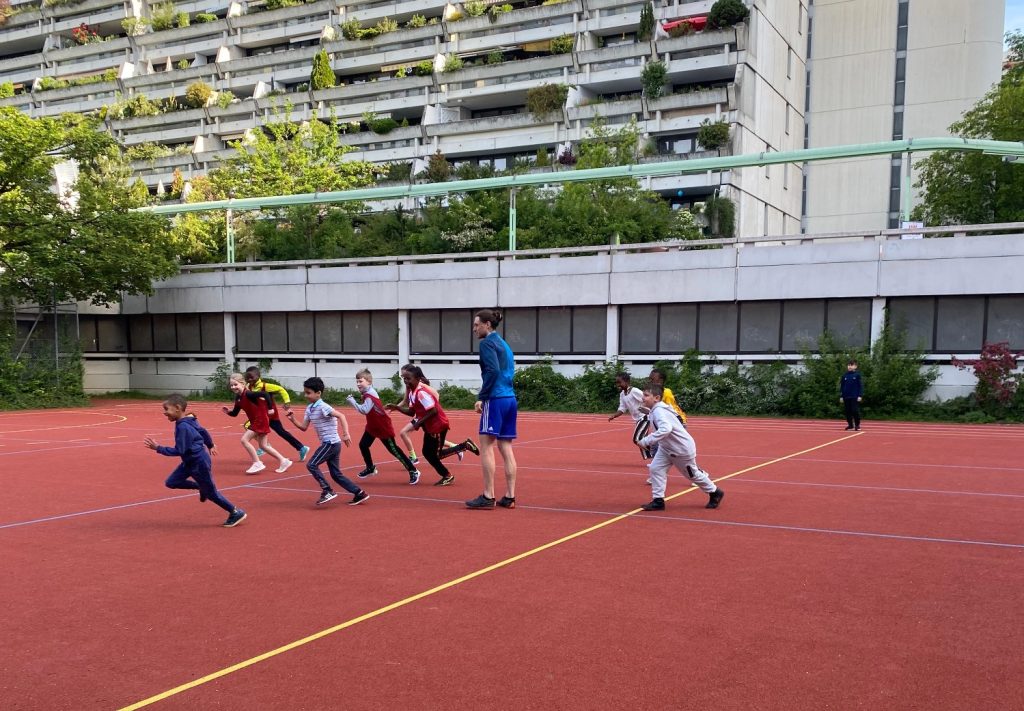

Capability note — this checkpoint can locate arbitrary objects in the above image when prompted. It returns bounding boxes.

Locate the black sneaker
[497,496,516,509]
[706,488,724,509]
[463,439,480,456]
[357,466,379,479]
[845,426,854,430]
[641,498,665,511]
[409,470,421,485]
[435,474,455,486]
[349,490,370,506]
[316,490,338,506]
[466,494,495,509]
[223,509,247,527]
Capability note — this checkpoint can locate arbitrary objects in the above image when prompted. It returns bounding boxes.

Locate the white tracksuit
[638,402,717,499]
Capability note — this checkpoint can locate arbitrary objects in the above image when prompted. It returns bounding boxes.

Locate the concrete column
[869,297,886,351]
[606,304,619,362]
[223,312,235,365]
[397,309,410,366]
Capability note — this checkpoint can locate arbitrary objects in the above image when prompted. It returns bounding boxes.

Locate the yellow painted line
[119,432,861,710]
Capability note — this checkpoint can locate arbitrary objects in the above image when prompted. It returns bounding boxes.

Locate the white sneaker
[246,462,266,474]
[275,459,293,473]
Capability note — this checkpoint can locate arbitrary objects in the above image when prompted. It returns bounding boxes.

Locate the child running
[396,390,463,466]
[387,364,478,486]
[287,376,368,506]
[607,371,652,460]
[649,367,688,428]
[637,383,723,511]
[144,393,246,527]
[245,366,310,462]
[223,372,292,475]
[346,368,422,484]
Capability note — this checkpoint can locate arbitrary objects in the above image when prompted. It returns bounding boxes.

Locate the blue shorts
[480,397,517,439]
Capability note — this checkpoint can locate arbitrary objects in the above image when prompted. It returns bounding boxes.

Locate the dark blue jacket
[478,331,516,401]
[157,415,214,471]
[840,371,863,399]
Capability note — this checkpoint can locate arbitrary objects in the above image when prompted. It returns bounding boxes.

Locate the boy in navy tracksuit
[839,360,863,431]
[144,393,247,527]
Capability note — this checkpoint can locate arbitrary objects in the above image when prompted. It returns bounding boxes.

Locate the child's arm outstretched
[222,396,242,417]
[346,393,374,415]
[286,408,310,431]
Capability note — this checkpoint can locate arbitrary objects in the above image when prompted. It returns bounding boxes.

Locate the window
[659,304,698,353]
[620,305,658,353]
[315,312,342,352]
[152,314,177,352]
[987,296,1024,349]
[288,313,315,353]
[935,297,984,352]
[235,313,262,352]
[739,301,781,352]
[176,314,202,352]
[888,297,934,350]
[826,300,871,348]
[699,303,738,353]
[787,47,793,79]
[504,308,537,354]
[344,312,371,353]
[572,307,606,353]
[538,307,571,354]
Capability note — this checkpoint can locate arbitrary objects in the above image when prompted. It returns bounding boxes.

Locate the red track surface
[2,401,1022,710]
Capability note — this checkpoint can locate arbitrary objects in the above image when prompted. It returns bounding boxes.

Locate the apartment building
[0,0,806,237]
[802,0,1005,232]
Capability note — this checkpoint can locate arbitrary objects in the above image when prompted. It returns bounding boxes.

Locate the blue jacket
[840,371,863,399]
[157,415,214,470]
[478,331,516,401]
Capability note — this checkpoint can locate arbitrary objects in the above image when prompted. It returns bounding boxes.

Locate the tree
[310,49,336,91]
[0,108,176,307]
[638,1,655,41]
[912,31,1024,225]
[641,60,667,99]
[707,0,750,29]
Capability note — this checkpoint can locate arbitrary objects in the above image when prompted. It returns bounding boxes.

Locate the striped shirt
[305,399,340,444]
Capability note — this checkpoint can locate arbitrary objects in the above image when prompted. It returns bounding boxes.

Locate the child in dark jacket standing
[144,394,247,527]
[839,360,864,430]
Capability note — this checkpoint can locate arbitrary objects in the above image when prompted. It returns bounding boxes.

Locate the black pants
[269,418,304,452]
[359,432,417,473]
[165,464,234,513]
[420,428,469,478]
[843,398,861,429]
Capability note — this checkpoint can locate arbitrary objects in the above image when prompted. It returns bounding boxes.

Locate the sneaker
[357,466,379,479]
[641,498,665,511]
[349,490,370,506]
[457,450,465,462]
[223,509,247,527]
[844,426,853,431]
[466,494,496,509]
[316,490,338,505]
[435,474,455,487]
[706,488,724,509]
[497,495,516,509]
[275,459,293,474]
[463,439,480,456]
[409,470,421,485]
[245,462,266,474]
[298,445,310,462]
[855,426,861,431]
[256,448,265,456]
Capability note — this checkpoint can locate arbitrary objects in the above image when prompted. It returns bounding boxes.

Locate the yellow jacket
[251,378,291,404]
[662,387,687,424]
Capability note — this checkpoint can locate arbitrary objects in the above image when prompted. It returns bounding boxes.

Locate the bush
[0,81,15,98]
[121,17,150,35]
[550,34,574,54]
[369,116,399,134]
[184,80,212,108]
[486,50,505,65]
[464,0,486,16]
[535,147,550,167]
[176,58,190,70]
[641,60,667,99]
[697,119,730,150]
[385,162,413,181]
[708,0,750,29]
[150,3,176,31]
[638,0,655,41]
[668,22,695,38]
[425,150,451,182]
[526,83,568,119]
[375,16,398,34]
[414,59,434,76]
[310,49,336,90]
[194,12,217,22]
[216,90,236,109]
[443,54,464,72]
[175,11,189,27]
[701,194,734,237]
[952,342,1024,415]
[407,14,426,28]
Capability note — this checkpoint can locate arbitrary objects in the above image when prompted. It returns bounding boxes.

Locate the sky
[1007,0,1024,43]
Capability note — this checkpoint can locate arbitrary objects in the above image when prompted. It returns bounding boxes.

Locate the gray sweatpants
[648,447,717,499]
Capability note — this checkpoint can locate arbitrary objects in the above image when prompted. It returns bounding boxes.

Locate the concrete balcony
[449,1,582,54]
[654,26,737,57]
[325,24,441,75]
[47,39,132,77]
[124,64,221,96]
[429,113,562,157]
[112,107,205,133]
[440,54,572,107]
[134,21,230,62]
[315,78,431,121]
[0,50,42,85]
[232,0,333,47]
[566,96,642,122]
[32,80,120,116]
[344,0,447,25]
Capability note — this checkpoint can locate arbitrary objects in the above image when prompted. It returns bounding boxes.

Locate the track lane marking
[117,431,861,710]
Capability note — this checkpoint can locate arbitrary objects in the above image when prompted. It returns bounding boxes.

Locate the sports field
[2,401,1022,710]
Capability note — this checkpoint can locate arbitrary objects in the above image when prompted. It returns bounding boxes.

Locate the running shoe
[223,509,247,527]
[497,496,516,509]
[316,490,338,505]
[349,490,370,505]
[275,459,293,473]
[706,489,724,509]
[435,474,455,486]
[463,439,480,456]
[357,467,379,479]
[298,445,310,462]
[245,462,266,474]
[409,470,421,485]
[641,498,665,511]
[465,494,495,509]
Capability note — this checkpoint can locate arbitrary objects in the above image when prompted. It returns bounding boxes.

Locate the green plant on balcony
[310,49,337,90]
[71,22,100,45]
[385,162,412,182]
[641,59,667,99]
[535,148,550,167]
[121,17,150,36]
[400,117,409,127]
[414,60,434,76]
[668,22,695,38]
[394,66,408,78]
[264,0,302,9]
[184,80,212,108]
[176,11,189,27]
[485,50,504,65]
[447,10,463,22]
[697,119,730,150]
[489,4,512,20]
[194,12,217,22]
[369,116,399,134]
[108,93,161,119]
[406,13,426,28]
[637,0,655,41]
[702,194,735,237]
[340,19,363,40]
[158,96,180,112]
[216,90,236,109]
[463,1,486,17]
[550,34,574,54]
[442,54,464,72]
[0,81,14,98]
[176,59,190,70]
[708,0,749,29]
[150,2,177,31]
[125,142,174,161]
[375,16,398,34]
[526,83,568,120]
[425,150,451,182]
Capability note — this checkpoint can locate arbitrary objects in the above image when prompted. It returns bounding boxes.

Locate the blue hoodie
[840,371,863,399]
[156,415,215,470]
[478,331,516,400]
